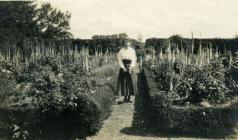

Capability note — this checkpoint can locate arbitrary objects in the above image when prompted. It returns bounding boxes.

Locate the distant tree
[0,1,72,62]
[0,1,39,45]
[0,1,72,46]
[37,3,72,39]
[169,34,183,43]
[168,34,189,48]
[235,33,238,39]
[92,35,100,40]
[92,33,128,39]
[118,33,128,38]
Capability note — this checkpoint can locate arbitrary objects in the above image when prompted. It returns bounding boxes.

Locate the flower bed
[0,57,119,139]
[138,68,238,137]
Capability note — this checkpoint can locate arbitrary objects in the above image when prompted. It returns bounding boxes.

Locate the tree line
[0,1,72,47]
[145,35,238,54]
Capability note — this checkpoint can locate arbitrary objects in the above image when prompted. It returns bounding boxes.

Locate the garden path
[87,68,238,140]
[87,96,238,140]
[87,96,165,140]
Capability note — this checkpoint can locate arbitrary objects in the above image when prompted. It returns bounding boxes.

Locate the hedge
[0,65,119,140]
[137,68,238,137]
[145,38,238,54]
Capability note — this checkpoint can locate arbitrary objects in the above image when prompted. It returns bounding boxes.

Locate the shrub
[0,56,117,139]
[138,69,238,136]
[148,102,238,136]
[148,57,235,105]
[0,61,19,106]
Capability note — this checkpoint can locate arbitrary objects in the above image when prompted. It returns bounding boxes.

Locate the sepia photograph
[0,0,238,139]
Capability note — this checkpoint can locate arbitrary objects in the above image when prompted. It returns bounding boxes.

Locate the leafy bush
[0,56,117,139]
[147,101,238,136]
[228,55,238,92]
[148,56,236,105]
[0,61,20,106]
[138,69,238,136]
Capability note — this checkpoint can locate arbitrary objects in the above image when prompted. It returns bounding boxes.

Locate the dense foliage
[74,33,142,55]
[135,68,238,136]
[146,54,238,105]
[0,56,117,139]
[145,37,238,54]
[0,1,71,47]
[0,63,18,106]
[139,41,238,135]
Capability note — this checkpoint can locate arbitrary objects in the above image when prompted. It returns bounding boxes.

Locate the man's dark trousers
[118,68,134,101]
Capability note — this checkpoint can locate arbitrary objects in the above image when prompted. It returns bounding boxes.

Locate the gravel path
[87,96,166,140]
[87,95,238,140]
[87,68,238,140]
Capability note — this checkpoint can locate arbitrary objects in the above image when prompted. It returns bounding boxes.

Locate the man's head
[124,40,131,49]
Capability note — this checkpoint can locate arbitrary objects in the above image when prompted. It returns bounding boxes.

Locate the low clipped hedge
[140,68,238,136]
[0,65,119,140]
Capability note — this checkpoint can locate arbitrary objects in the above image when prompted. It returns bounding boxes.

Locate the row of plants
[145,40,238,105]
[138,42,238,136]
[0,55,118,139]
[0,39,117,73]
[148,57,238,106]
[138,67,238,137]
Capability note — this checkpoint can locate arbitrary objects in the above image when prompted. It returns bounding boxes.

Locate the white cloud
[38,0,238,39]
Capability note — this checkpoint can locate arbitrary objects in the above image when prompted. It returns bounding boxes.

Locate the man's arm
[130,48,137,68]
[117,50,126,71]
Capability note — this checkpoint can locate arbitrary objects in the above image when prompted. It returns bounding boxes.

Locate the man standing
[117,40,137,103]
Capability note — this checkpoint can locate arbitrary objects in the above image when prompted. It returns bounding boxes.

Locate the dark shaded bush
[0,87,115,140]
[0,57,118,139]
[138,69,238,136]
[147,102,238,136]
[0,72,17,106]
[0,61,21,106]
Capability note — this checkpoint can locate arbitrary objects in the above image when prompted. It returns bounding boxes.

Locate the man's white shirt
[117,47,137,70]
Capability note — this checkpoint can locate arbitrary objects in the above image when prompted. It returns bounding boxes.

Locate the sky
[38,0,238,40]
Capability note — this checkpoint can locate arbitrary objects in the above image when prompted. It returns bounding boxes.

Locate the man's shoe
[127,100,133,103]
[123,98,128,103]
